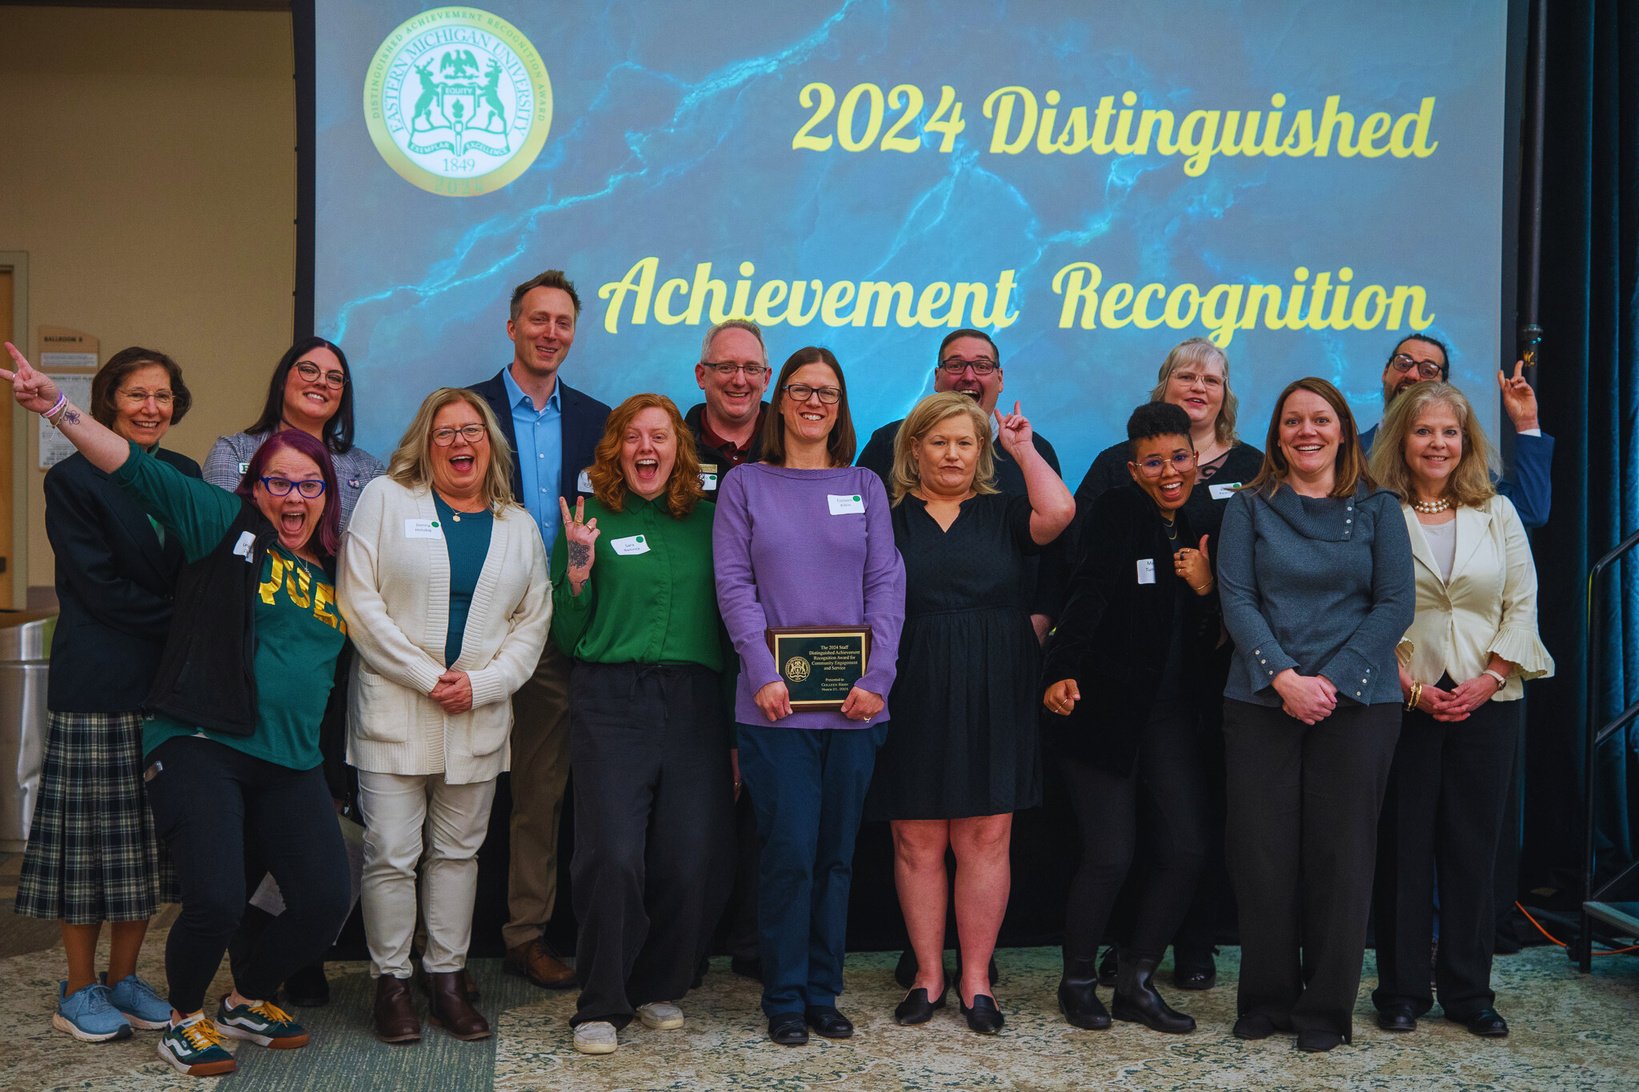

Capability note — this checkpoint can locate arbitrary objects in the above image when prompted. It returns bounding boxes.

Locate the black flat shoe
[1296,1029,1343,1052]
[1233,1013,1277,1040]
[768,1013,808,1046]
[1449,1007,1509,1037]
[804,1005,854,1039]
[960,993,1004,1034]
[894,986,947,1026]
[1171,964,1216,991]
[1376,1004,1418,1032]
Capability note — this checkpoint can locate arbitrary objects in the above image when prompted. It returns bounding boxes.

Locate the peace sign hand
[558,496,600,593]
[1,342,63,414]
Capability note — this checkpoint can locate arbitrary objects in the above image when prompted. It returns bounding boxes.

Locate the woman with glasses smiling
[4,343,355,1078]
[1042,402,1219,1037]
[338,388,550,1046]
[16,348,197,1046]
[205,337,384,530]
[714,346,906,1047]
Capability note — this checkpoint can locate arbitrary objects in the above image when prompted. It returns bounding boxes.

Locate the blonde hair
[1367,381,1496,508]
[589,394,704,517]
[387,388,517,511]
[1148,337,1239,446]
[889,392,999,505]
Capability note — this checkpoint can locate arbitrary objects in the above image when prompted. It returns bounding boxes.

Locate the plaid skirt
[14,710,179,924]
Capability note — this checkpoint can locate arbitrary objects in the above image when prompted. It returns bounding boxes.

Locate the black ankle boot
[1111,955,1195,1033]
[1057,956,1111,1030]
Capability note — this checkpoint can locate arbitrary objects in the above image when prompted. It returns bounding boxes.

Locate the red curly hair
[588,394,705,517]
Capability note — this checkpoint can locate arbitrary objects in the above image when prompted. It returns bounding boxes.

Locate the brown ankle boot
[428,970,491,1041]
[373,975,421,1044]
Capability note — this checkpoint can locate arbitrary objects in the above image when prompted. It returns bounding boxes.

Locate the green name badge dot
[431,521,440,529]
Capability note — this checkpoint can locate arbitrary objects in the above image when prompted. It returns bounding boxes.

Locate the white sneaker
[573,1020,618,1055]
[636,1001,684,1030]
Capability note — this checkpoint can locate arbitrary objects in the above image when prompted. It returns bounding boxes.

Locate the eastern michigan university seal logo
[364,7,552,197]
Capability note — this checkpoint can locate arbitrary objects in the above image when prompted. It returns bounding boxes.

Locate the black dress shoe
[960,993,1004,1034]
[1171,964,1216,991]
[768,1013,808,1046]
[1449,1007,1509,1037]
[1096,946,1118,987]
[1296,1029,1343,1053]
[894,986,947,1026]
[1232,1013,1277,1040]
[804,1005,854,1039]
[1376,1004,1418,1032]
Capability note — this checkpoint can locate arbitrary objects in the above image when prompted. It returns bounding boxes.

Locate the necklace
[1162,516,1179,542]
[1412,496,1452,514]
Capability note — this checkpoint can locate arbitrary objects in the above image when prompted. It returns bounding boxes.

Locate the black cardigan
[1040,484,1219,775]
[44,448,199,712]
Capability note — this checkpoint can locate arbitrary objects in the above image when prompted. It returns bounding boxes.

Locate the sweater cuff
[467,666,508,709]
[1319,647,1377,702]
[1242,644,1298,694]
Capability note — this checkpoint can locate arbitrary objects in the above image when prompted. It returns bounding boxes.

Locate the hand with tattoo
[558,495,601,596]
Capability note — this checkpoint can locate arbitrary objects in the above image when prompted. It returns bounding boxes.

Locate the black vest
[144,502,279,737]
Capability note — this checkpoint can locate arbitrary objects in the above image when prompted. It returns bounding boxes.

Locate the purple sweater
[714,463,906,729]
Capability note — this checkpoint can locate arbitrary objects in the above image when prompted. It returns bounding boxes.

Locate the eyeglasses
[702,361,768,379]
[1170,369,1224,389]
[118,389,174,406]
[1133,452,1197,477]
[783,383,840,405]
[937,357,999,376]
[293,360,348,389]
[259,476,327,498]
[1387,353,1444,380]
[432,424,489,446]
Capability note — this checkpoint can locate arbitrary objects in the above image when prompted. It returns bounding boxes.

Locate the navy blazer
[468,368,612,504]
[1360,422,1554,530]
[45,448,201,712]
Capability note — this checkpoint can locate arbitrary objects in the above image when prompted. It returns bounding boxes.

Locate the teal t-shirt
[112,443,348,770]
[432,493,494,666]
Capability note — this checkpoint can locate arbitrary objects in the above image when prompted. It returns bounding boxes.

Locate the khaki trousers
[501,641,573,950]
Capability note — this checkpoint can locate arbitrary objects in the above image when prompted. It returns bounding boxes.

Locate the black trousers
[1061,701,1208,965]
[568,662,733,1028]
[1223,699,1399,1041]
[1372,698,1518,1018]
[143,736,351,1015]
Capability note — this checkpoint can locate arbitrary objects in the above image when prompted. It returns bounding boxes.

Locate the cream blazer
[1397,494,1553,700]
[338,476,551,783]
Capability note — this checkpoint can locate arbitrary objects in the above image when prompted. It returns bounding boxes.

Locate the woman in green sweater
[550,393,734,1056]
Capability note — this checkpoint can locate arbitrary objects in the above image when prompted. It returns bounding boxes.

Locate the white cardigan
[338,476,551,783]
[1397,494,1553,701]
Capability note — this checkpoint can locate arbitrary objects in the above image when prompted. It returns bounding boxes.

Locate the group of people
[4,265,1553,1076]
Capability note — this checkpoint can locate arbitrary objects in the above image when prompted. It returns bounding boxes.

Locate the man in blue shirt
[470,271,611,988]
[1359,334,1553,529]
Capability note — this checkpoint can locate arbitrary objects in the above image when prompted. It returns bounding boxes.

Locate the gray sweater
[1217,482,1413,707]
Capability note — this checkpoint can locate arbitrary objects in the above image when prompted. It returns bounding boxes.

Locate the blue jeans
[736,722,886,1017]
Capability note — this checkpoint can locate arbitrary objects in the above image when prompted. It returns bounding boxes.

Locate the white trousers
[358,770,497,978]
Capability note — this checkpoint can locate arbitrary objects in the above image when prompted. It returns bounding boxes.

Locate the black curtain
[1523,0,1639,896]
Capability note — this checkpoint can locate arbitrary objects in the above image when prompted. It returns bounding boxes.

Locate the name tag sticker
[1136,558,1157,585]
[1209,482,1242,501]
[828,493,865,515]
[404,518,443,539]
[700,472,719,491]
[232,531,257,562]
[237,461,250,475]
[576,469,593,494]
[610,534,651,556]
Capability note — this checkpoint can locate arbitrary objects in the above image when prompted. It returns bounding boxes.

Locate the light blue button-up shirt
[503,368,563,556]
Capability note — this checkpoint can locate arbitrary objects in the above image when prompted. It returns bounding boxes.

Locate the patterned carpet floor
[0,929,1633,1091]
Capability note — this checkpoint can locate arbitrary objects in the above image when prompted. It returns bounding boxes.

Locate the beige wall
[0,5,296,596]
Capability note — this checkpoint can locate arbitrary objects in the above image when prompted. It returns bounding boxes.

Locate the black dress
[869,491,1042,820]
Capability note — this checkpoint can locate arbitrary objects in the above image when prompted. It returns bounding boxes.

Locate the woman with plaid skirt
[14,347,198,1042]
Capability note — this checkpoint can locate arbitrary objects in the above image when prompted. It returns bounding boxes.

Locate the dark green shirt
[433,494,494,667]
[550,494,723,670]
[113,443,348,770]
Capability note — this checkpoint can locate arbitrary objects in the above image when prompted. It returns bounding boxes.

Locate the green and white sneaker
[157,1013,236,1077]
[213,996,310,1049]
